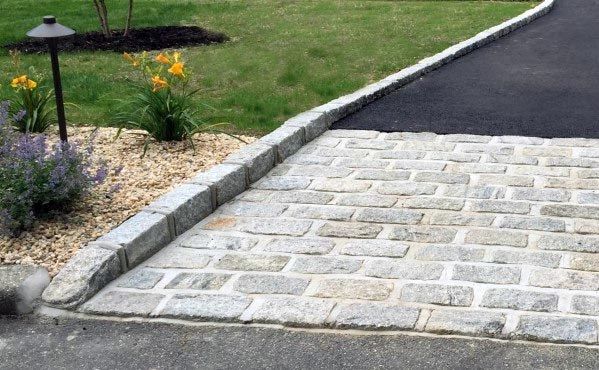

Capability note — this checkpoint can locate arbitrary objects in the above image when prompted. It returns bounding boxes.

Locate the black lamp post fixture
[27,16,75,142]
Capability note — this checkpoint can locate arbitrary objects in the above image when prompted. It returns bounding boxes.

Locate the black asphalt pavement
[0,315,598,369]
[333,0,599,138]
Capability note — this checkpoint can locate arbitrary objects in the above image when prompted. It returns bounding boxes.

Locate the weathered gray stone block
[514,315,598,344]
[159,294,252,322]
[215,254,290,272]
[443,185,505,199]
[312,278,393,300]
[191,163,247,206]
[269,191,334,205]
[260,125,305,162]
[238,218,312,236]
[0,265,50,315]
[414,245,485,262]
[528,268,599,291]
[224,142,276,184]
[286,165,353,178]
[220,201,288,218]
[490,250,561,268]
[364,260,444,280]
[251,297,335,327]
[355,208,423,224]
[253,176,311,190]
[452,264,521,284]
[317,222,382,239]
[116,269,164,290]
[401,198,465,211]
[145,247,212,269]
[80,291,164,317]
[477,175,533,187]
[98,211,171,269]
[373,150,426,160]
[481,288,558,312]
[428,152,481,163]
[386,132,437,142]
[393,160,446,171]
[234,274,309,295]
[180,234,258,251]
[429,212,495,227]
[145,184,212,236]
[389,226,456,243]
[500,216,565,232]
[569,254,599,272]
[334,303,420,330]
[570,295,599,316]
[165,272,231,290]
[414,172,470,184]
[426,310,505,337]
[289,205,355,221]
[42,247,121,309]
[469,200,530,214]
[401,283,473,306]
[377,182,437,196]
[340,240,409,258]
[354,169,410,181]
[290,257,362,274]
[465,229,528,247]
[345,139,396,150]
[511,188,570,202]
[311,179,371,193]
[537,234,599,253]
[578,192,599,204]
[335,158,390,169]
[261,238,335,255]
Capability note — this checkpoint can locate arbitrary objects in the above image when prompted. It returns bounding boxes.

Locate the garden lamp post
[27,16,75,142]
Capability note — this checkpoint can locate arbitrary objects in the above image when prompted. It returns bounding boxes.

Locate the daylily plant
[114,50,233,154]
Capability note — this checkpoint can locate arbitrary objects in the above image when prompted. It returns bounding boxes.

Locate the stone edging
[42,0,555,309]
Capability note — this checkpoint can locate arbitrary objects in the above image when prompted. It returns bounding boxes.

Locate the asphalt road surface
[333,0,599,138]
[1,315,598,369]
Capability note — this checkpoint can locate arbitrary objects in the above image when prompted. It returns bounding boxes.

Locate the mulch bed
[4,26,229,53]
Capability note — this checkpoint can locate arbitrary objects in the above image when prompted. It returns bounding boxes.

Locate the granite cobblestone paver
[82,131,599,345]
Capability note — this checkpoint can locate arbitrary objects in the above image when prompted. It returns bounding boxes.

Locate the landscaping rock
[0,265,50,315]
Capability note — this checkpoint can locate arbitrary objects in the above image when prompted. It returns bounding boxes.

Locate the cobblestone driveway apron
[81,130,599,345]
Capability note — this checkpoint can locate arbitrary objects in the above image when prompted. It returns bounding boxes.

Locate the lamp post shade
[27,16,75,39]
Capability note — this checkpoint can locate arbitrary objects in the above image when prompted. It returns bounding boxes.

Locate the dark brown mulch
[4,26,229,53]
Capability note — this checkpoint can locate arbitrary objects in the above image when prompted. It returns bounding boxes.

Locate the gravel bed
[0,126,255,276]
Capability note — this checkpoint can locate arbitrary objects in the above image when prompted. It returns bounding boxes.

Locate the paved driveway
[333,0,599,139]
[80,130,599,346]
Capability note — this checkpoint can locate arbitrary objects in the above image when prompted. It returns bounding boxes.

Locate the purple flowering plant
[0,101,107,235]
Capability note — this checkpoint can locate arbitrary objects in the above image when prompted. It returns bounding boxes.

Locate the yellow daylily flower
[123,52,140,67]
[155,53,171,65]
[10,75,36,90]
[172,51,181,63]
[11,75,27,88]
[151,75,168,92]
[168,62,185,77]
[26,79,37,90]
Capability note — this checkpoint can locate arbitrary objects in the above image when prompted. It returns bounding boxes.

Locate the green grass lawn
[0,0,536,135]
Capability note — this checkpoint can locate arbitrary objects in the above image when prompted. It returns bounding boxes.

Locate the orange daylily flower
[155,53,171,65]
[151,75,168,92]
[168,62,185,77]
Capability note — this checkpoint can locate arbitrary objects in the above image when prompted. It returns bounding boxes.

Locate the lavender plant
[0,101,107,235]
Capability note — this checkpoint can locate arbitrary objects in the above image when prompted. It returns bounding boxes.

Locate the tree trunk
[92,0,111,38]
[124,0,134,37]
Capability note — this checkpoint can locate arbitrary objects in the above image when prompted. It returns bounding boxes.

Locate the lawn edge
[41,0,556,309]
